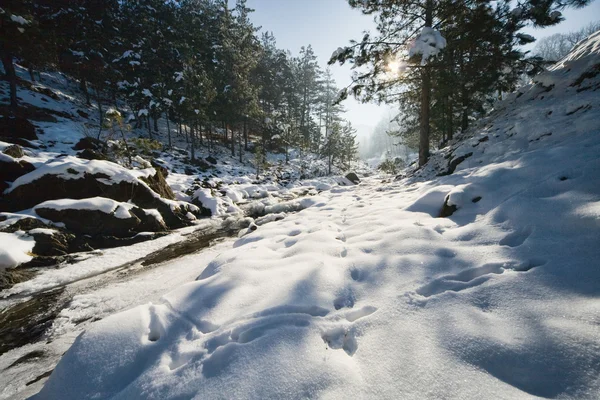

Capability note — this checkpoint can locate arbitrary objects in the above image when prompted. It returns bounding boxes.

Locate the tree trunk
[1,47,18,111]
[190,123,195,161]
[153,114,159,132]
[28,68,35,82]
[244,118,248,150]
[418,0,433,167]
[166,110,172,149]
[96,88,104,140]
[80,78,91,105]
[231,124,235,157]
[239,124,243,163]
[208,123,212,153]
[147,114,153,140]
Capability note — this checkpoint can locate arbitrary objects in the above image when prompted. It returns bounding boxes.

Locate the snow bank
[0,232,35,270]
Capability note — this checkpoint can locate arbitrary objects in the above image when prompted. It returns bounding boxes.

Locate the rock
[72,137,106,152]
[151,160,169,178]
[190,158,210,170]
[2,157,199,229]
[0,156,35,188]
[34,206,142,238]
[439,195,458,218]
[345,172,360,184]
[30,230,75,256]
[3,145,25,158]
[129,207,168,232]
[206,156,217,165]
[438,152,473,177]
[0,217,49,233]
[0,117,37,140]
[0,137,38,149]
[0,269,36,291]
[77,148,107,161]
[32,86,60,101]
[140,167,175,200]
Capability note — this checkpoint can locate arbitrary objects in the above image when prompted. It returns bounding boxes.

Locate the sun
[385,58,407,79]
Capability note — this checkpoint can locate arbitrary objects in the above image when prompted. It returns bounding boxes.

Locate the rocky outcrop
[34,206,143,238]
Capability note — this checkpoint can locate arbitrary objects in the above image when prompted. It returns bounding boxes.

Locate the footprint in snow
[499,225,533,247]
[413,259,547,298]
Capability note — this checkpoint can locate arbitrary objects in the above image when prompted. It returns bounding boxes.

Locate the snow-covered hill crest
[35,33,600,399]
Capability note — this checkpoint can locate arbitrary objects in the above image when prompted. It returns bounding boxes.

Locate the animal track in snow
[350,267,366,282]
[322,327,358,356]
[147,304,164,342]
[167,305,329,374]
[345,306,377,322]
[499,225,533,247]
[335,232,346,242]
[415,260,546,298]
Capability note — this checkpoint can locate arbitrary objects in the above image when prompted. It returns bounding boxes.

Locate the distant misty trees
[0,0,358,173]
[533,21,600,62]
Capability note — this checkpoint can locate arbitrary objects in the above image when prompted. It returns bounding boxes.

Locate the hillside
[30,31,600,399]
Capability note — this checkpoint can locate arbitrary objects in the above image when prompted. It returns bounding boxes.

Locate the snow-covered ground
[31,32,600,399]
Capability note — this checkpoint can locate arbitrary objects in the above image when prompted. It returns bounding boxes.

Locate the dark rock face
[3,145,25,158]
[345,172,360,184]
[34,207,142,238]
[206,156,217,165]
[0,117,37,140]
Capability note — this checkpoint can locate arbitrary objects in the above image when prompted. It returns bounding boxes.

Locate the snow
[34,197,134,219]
[10,14,30,25]
[34,32,600,399]
[28,228,57,235]
[0,232,34,270]
[408,27,446,65]
[5,156,155,195]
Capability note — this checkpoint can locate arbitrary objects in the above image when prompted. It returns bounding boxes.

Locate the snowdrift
[36,33,600,398]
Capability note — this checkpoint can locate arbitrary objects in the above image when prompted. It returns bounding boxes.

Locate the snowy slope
[35,33,600,399]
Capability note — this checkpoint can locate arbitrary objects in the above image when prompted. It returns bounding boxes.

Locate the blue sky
[245,0,600,131]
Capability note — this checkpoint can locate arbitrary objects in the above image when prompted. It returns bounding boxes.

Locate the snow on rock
[0,232,34,270]
[33,197,133,219]
[6,156,154,194]
[408,27,446,65]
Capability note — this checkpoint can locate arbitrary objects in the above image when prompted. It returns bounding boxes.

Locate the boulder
[3,145,25,158]
[345,172,360,185]
[2,157,199,228]
[0,156,35,190]
[439,195,458,218]
[206,156,218,165]
[34,204,142,238]
[0,117,37,140]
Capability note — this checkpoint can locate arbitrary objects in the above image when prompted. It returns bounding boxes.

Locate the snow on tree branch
[408,27,446,65]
